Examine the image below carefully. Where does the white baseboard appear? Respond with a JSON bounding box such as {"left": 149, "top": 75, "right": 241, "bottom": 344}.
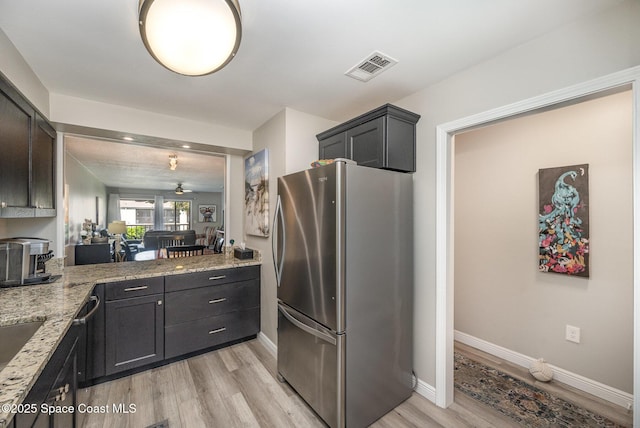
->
{"left": 454, "top": 330, "right": 633, "bottom": 409}
{"left": 414, "top": 377, "right": 436, "bottom": 403}
{"left": 257, "top": 331, "right": 277, "bottom": 357}
{"left": 256, "top": 330, "right": 438, "bottom": 406}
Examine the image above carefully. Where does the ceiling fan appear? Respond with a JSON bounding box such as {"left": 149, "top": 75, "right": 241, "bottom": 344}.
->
{"left": 175, "top": 183, "right": 193, "bottom": 195}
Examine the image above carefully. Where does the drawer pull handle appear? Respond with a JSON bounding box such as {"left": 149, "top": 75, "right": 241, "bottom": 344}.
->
{"left": 209, "top": 298, "right": 227, "bottom": 304}
{"left": 208, "top": 275, "right": 226, "bottom": 281}
{"left": 209, "top": 327, "right": 226, "bottom": 335}
{"left": 124, "top": 285, "right": 148, "bottom": 292}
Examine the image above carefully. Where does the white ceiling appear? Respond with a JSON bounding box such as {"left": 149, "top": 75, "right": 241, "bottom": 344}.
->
{"left": 0, "top": 0, "right": 624, "bottom": 191}
{"left": 65, "top": 136, "right": 226, "bottom": 193}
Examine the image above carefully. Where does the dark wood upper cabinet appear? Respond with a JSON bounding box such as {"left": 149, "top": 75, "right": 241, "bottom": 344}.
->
{"left": 0, "top": 78, "right": 31, "bottom": 211}
{"left": 32, "top": 114, "right": 56, "bottom": 214}
{"left": 0, "top": 74, "right": 56, "bottom": 218}
{"left": 317, "top": 104, "right": 420, "bottom": 173}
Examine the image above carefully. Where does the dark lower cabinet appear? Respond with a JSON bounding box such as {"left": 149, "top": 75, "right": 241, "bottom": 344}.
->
{"left": 13, "top": 324, "right": 78, "bottom": 428}
{"left": 77, "top": 284, "right": 105, "bottom": 385}
{"left": 164, "top": 270, "right": 261, "bottom": 359}
{"left": 80, "top": 266, "right": 259, "bottom": 385}
{"left": 165, "top": 307, "right": 260, "bottom": 359}
{"left": 105, "top": 293, "right": 164, "bottom": 375}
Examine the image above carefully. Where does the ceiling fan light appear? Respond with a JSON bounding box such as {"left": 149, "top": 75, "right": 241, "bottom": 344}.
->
{"left": 175, "top": 184, "right": 184, "bottom": 194}
{"left": 139, "top": 0, "right": 242, "bottom": 76}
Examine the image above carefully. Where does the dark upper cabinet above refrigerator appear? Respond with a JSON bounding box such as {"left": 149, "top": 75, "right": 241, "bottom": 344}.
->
{"left": 0, "top": 75, "right": 56, "bottom": 218}
{"left": 317, "top": 104, "right": 420, "bottom": 173}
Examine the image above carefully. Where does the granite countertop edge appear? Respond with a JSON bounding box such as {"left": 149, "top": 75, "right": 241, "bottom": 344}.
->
{"left": 0, "top": 253, "right": 261, "bottom": 427}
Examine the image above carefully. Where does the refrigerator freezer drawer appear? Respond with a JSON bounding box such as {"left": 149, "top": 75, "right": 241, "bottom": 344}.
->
{"left": 277, "top": 303, "right": 344, "bottom": 428}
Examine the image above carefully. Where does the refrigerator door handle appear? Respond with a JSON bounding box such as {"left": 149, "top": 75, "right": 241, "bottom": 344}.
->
{"left": 272, "top": 195, "right": 285, "bottom": 287}
{"left": 278, "top": 304, "right": 336, "bottom": 346}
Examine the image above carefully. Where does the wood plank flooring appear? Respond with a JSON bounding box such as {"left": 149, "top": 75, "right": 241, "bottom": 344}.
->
{"left": 77, "top": 340, "right": 633, "bottom": 427}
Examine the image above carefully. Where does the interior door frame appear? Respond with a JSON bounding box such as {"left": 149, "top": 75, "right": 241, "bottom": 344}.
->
{"left": 434, "top": 65, "right": 640, "bottom": 425}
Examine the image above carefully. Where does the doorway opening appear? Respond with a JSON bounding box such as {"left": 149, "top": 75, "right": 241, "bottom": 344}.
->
{"left": 434, "top": 66, "right": 640, "bottom": 428}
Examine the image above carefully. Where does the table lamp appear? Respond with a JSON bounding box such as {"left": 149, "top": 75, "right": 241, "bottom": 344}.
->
{"left": 108, "top": 221, "right": 127, "bottom": 261}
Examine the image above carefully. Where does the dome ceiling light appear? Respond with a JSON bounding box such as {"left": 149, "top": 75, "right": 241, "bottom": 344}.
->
{"left": 138, "top": 0, "right": 242, "bottom": 76}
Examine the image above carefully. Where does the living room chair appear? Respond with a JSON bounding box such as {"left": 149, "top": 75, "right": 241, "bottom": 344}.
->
{"left": 166, "top": 245, "right": 205, "bottom": 258}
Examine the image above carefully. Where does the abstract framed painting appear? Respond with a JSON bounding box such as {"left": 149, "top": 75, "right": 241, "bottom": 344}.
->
{"left": 244, "top": 148, "right": 269, "bottom": 237}
{"left": 538, "top": 164, "right": 589, "bottom": 277}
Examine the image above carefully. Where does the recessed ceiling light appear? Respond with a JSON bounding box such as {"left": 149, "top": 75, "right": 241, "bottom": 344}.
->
{"left": 123, "top": 136, "right": 134, "bottom": 141}
{"left": 182, "top": 144, "right": 191, "bottom": 149}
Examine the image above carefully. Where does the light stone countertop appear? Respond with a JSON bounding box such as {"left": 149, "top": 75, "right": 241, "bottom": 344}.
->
{"left": 0, "top": 252, "right": 261, "bottom": 428}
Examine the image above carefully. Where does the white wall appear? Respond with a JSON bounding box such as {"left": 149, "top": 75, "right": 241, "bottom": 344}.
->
{"left": 284, "top": 107, "right": 338, "bottom": 174}
{"left": 246, "top": 108, "right": 337, "bottom": 344}
{"left": 0, "top": 29, "right": 55, "bottom": 243}
{"left": 246, "top": 110, "right": 286, "bottom": 344}
{"left": 455, "top": 91, "right": 633, "bottom": 393}
{"left": 396, "top": 0, "right": 640, "bottom": 388}
{"left": 50, "top": 93, "right": 252, "bottom": 153}
{"left": 0, "top": 29, "right": 48, "bottom": 117}
{"left": 225, "top": 154, "right": 245, "bottom": 248}
{"left": 65, "top": 152, "right": 108, "bottom": 263}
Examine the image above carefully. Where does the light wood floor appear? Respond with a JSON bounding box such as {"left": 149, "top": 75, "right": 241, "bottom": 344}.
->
{"left": 77, "top": 339, "right": 633, "bottom": 427}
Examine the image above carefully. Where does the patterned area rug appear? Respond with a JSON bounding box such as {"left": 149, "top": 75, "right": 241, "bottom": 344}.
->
{"left": 454, "top": 353, "right": 627, "bottom": 427}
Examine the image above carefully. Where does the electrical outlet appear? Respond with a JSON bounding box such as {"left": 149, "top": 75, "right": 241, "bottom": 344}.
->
{"left": 566, "top": 325, "right": 581, "bottom": 343}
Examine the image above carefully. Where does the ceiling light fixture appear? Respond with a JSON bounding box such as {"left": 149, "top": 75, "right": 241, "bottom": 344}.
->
{"left": 175, "top": 184, "right": 184, "bottom": 195}
{"left": 169, "top": 154, "right": 178, "bottom": 170}
{"left": 138, "top": 0, "right": 242, "bottom": 76}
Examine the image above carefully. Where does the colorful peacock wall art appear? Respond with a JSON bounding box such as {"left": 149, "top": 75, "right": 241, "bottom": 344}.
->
{"left": 538, "top": 164, "right": 589, "bottom": 277}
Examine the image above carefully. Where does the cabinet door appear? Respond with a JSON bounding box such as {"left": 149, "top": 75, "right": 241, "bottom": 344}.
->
{"left": 31, "top": 113, "right": 56, "bottom": 213}
{"left": 347, "top": 117, "right": 384, "bottom": 169}
{"left": 319, "top": 134, "right": 348, "bottom": 160}
{"left": 0, "top": 80, "right": 31, "bottom": 209}
{"left": 105, "top": 294, "right": 164, "bottom": 375}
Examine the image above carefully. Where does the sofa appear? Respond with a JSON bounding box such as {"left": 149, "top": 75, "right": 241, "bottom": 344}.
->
{"left": 196, "top": 226, "right": 220, "bottom": 247}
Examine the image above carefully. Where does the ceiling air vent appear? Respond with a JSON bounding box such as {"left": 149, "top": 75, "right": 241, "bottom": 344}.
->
{"left": 345, "top": 51, "right": 398, "bottom": 82}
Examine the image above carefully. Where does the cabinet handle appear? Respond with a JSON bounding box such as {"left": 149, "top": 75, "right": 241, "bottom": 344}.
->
{"left": 73, "top": 295, "right": 100, "bottom": 326}
{"left": 209, "top": 327, "right": 226, "bottom": 335}
{"left": 208, "top": 275, "right": 226, "bottom": 281}
{"left": 209, "top": 298, "right": 227, "bottom": 304}
{"left": 124, "top": 285, "right": 148, "bottom": 292}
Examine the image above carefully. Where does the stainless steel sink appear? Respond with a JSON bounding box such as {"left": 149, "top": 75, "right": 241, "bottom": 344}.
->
{"left": 0, "top": 321, "right": 44, "bottom": 372}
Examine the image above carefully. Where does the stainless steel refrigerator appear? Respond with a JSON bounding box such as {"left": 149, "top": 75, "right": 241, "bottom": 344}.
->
{"left": 273, "top": 159, "right": 413, "bottom": 428}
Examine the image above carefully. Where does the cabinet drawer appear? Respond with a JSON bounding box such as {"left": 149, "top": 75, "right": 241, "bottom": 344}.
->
{"left": 164, "top": 265, "right": 260, "bottom": 292}
{"left": 104, "top": 276, "right": 164, "bottom": 301}
{"left": 165, "top": 279, "right": 259, "bottom": 325}
{"left": 165, "top": 307, "right": 260, "bottom": 359}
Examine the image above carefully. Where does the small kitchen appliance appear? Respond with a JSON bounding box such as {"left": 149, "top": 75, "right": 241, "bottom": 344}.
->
{"left": 0, "top": 238, "right": 56, "bottom": 287}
